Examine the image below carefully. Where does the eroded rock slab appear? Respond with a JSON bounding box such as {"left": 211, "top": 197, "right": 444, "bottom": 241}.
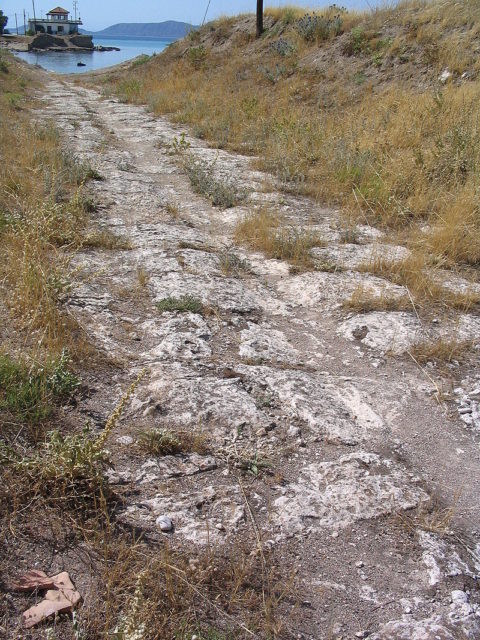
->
{"left": 272, "top": 452, "right": 427, "bottom": 537}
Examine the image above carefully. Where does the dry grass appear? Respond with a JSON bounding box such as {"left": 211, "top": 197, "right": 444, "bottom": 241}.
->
{"left": 137, "top": 427, "right": 210, "bottom": 456}
{"left": 165, "top": 199, "right": 180, "bottom": 217}
{"left": 82, "top": 229, "right": 133, "bottom": 250}
{"left": 0, "top": 55, "right": 101, "bottom": 357}
{"left": 358, "top": 254, "right": 480, "bottom": 311}
{"left": 343, "top": 284, "right": 411, "bottom": 313}
{"left": 265, "top": 6, "right": 308, "bottom": 22}
{"left": 75, "top": 532, "right": 294, "bottom": 640}
{"left": 95, "top": 0, "right": 480, "bottom": 280}
{"left": 410, "top": 336, "right": 473, "bottom": 365}
{"left": 398, "top": 498, "right": 457, "bottom": 535}
{"left": 234, "top": 209, "right": 323, "bottom": 270}
{"left": 136, "top": 266, "right": 150, "bottom": 287}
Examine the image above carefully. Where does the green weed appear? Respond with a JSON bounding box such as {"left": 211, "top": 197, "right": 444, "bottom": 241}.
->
{"left": 238, "top": 451, "right": 272, "bottom": 477}
{"left": 218, "top": 249, "right": 251, "bottom": 277}
{"left": 343, "top": 26, "right": 371, "bottom": 55}
{"left": 131, "top": 54, "right": 150, "bottom": 67}
{"left": 0, "top": 350, "right": 79, "bottom": 425}
{"left": 182, "top": 154, "right": 248, "bottom": 208}
{"left": 156, "top": 295, "right": 204, "bottom": 314}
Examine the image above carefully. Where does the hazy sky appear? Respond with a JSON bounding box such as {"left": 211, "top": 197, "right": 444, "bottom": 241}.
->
{"left": 3, "top": 1, "right": 378, "bottom": 32}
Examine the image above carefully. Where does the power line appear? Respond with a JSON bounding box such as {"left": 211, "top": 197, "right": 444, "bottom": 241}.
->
{"left": 202, "top": 0, "right": 212, "bottom": 26}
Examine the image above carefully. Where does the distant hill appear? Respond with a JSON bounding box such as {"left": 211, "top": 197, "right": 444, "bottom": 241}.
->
{"left": 82, "top": 21, "right": 195, "bottom": 38}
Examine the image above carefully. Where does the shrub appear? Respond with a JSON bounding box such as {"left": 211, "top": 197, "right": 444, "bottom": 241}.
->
{"left": 17, "top": 426, "right": 108, "bottom": 494}
{"left": 218, "top": 249, "right": 251, "bottom": 277}
{"left": 131, "top": 54, "right": 150, "bottom": 67}
{"left": 182, "top": 154, "right": 248, "bottom": 208}
{"left": 187, "top": 45, "right": 208, "bottom": 68}
{"left": 343, "top": 27, "right": 371, "bottom": 55}
{"left": 270, "top": 38, "right": 295, "bottom": 57}
{"left": 296, "top": 12, "right": 344, "bottom": 42}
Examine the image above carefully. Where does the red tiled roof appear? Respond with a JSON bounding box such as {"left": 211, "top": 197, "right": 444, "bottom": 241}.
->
{"left": 47, "top": 7, "right": 69, "bottom": 15}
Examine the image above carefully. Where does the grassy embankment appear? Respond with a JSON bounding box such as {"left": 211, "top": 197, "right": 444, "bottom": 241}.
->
{"left": 0, "top": 49, "right": 101, "bottom": 446}
{"left": 99, "top": 0, "right": 480, "bottom": 313}
{"left": 0, "top": 49, "right": 107, "bottom": 635}
{"left": 0, "top": 52, "right": 289, "bottom": 640}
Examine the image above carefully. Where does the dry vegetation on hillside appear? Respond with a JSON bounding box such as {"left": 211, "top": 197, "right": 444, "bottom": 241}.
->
{"left": 0, "top": 51, "right": 124, "bottom": 360}
{"left": 98, "top": 0, "right": 480, "bottom": 282}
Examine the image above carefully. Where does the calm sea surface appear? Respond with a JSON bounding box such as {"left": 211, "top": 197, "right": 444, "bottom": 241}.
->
{"left": 14, "top": 35, "right": 174, "bottom": 74}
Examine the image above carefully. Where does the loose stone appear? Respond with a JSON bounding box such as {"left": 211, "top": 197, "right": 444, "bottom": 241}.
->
{"left": 156, "top": 515, "right": 173, "bottom": 532}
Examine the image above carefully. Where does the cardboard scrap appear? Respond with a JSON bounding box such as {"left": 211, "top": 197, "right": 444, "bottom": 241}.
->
{"left": 51, "top": 571, "right": 76, "bottom": 592}
{"left": 13, "top": 570, "right": 82, "bottom": 628}
{"left": 12, "top": 570, "right": 55, "bottom": 592}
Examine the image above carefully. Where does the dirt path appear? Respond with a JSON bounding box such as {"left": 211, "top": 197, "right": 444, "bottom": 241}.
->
{"left": 36, "top": 79, "right": 480, "bottom": 638}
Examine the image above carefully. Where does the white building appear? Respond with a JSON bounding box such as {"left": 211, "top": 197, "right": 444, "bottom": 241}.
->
{"left": 28, "top": 6, "right": 82, "bottom": 35}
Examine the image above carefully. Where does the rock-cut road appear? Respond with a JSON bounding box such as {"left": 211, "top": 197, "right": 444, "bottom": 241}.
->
{"left": 37, "top": 78, "right": 480, "bottom": 639}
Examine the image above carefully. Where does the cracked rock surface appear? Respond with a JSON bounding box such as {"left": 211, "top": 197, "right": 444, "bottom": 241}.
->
{"left": 35, "top": 80, "right": 480, "bottom": 638}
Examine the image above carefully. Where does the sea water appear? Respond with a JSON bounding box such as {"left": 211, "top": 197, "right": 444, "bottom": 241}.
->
{"left": 13, "top": 35, "right": 175, "bottom": 74}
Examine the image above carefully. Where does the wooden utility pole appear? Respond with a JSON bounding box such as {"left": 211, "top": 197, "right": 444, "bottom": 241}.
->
{"left": 23, "top": 9, "right": 26, "bottom": 35}
{"left": 256, "top": 0, "right": 263, "bottom": 37}
{"left": 15, "top": 13, "right": 19, "bottom": 35}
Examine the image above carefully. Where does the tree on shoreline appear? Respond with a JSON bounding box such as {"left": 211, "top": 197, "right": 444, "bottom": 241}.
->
{"left": 0, "top": 10, "right": 8, "bottom": 35}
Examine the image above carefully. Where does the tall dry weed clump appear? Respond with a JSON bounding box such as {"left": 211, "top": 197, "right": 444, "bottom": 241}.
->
{"left": 0, "top": 54, "right": 98, "bottom": 354}
{"left": 234, "top": 208, "right": 323, "bottom": 271}
{"left": 104, "top": 0, "right": 480, "bottom": 272}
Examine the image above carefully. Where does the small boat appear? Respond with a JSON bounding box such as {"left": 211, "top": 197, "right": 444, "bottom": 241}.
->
{"left": 77, "top": 61, "right": 86, "bottom": 67}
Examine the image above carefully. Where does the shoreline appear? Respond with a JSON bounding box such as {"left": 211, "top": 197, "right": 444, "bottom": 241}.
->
{"left": 8, "top": 45, "right": 121, "bottom": 53}
{"left": 0, "top": 33, "right": 118, "bottom": 54}
{"left": 4, "top": 49, "right": 149, "bottom": 77}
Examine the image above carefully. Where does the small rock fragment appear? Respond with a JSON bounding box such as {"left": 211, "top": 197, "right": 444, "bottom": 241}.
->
{"left": 156, "top": 515, "right": 173, "bottom": 532}
{"left": 143, "top": 405, "right": 156, "bottom": 417}
{"left": 451, "top": 590, "right": 468, "bottom": 604}
{"left": 439, "top": 68, "right": 452, "bottom": 83}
